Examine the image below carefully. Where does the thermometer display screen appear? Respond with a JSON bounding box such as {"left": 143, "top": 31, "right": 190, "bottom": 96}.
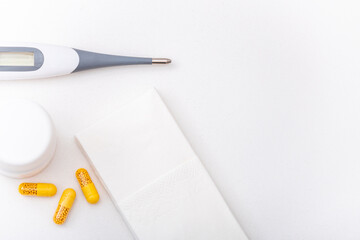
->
{"left": 0, "top": 52, "right": 34, "bottom": 66}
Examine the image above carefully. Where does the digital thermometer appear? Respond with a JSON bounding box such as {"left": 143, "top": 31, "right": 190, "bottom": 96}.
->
{"left": 0, "top": 42, "right": 171, "bottom": 80}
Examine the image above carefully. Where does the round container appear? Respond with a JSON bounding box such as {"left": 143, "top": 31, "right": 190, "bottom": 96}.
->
{"left": 0, "top": 99, "right": 56, "bottom": 178}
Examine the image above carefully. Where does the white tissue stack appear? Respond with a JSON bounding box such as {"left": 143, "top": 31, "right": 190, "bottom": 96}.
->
{"left": 76, "top": 89, "right": 248, "bottom": 240}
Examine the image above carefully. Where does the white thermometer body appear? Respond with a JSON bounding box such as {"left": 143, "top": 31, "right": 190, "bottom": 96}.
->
{"left": 0, "top": 42, "right": 170, "bottom": 80}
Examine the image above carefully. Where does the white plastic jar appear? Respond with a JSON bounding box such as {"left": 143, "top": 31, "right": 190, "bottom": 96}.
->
{"left": 0, "top": 99, "right": 56, "bottom": 178}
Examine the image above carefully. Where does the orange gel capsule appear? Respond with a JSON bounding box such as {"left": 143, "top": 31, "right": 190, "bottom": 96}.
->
{"left": 76, "top": 168, "right": 99, "bottom": 204}
{"left": 19, "top": 183, "right": 57, "bottom": 197}
{"left": 53, "top": 188, "right": 76, "bottom": 225}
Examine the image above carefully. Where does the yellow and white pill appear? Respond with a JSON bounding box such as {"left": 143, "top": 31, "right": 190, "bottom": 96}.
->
{"left": 53, "top": 188, "right": 76, "bottom": 225}
{"left": 76, "top": 168, "right": 99, "bottom": 204}
{"left": 19, "top": 183, "right": 57, "bottom": 197}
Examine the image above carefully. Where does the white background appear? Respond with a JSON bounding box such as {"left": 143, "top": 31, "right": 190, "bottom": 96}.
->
{"left": 0, "top": 0, "right": 360, "bottom": 239}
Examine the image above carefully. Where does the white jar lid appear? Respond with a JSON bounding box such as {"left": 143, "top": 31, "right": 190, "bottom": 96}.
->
{"left": 0, "top": 99, "right": 56, "bottom": 178}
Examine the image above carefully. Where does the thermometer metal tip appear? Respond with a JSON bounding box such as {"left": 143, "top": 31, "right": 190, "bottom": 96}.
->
{"left": 152, "top": 58, "right": 172, "bottom": 64}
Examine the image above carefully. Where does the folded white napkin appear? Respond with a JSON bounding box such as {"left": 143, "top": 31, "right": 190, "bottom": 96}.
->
{"left": 76, "top": 89, "right": 248, "bottom": 240}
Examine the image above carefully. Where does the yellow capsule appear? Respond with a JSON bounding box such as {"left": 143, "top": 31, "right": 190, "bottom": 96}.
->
{"left": 76, "top": 168, "right": 99, "bottom": 204}
{"left": 19, "top": 183, "right": 57, "bottom": 197}
{"left": 53, "top": 188, "right": 76, "bottom": 225}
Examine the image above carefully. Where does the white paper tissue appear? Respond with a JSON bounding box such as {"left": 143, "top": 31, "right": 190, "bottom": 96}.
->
{"left": 76, "top": 89, "right": 248, "bottom": 240}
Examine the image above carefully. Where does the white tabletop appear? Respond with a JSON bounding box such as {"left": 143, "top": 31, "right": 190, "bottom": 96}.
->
{"left": 1, "top": 0, "right": 360, "bottom": 239}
